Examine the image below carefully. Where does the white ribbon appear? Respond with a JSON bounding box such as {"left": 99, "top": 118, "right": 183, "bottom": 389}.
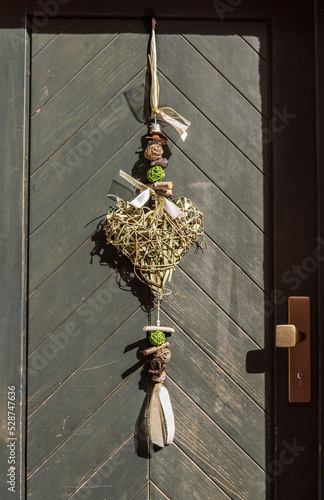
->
{"left": 130, "top": 188, "right": 151, "bottom": 208}
{"left": 163, "top": 197, "right": 184, "bottom": 219}
{"left": 120, "top": 170, "right": 184, "bottom": 219}
{"left": 149, "top": 24, "right": 190, "bottom": 141}
{"left": 148, "top": 383, "right": 175, "bottom": 447}
{"left": 159, "top": 385, "right": 175, "bottom": 444}
{"left": 130, "top": 188, "right": 183, "bottom": 219}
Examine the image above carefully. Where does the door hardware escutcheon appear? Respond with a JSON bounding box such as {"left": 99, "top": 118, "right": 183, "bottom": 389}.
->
{"left": 275, "top": 297, "right": 311, "bottom": 402}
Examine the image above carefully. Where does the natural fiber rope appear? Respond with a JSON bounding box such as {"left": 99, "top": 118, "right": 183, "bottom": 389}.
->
{"left": 105, "top": 196, "right": 204, "bottom": 297}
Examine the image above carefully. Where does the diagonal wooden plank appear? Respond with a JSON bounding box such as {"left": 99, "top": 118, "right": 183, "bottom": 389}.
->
{"left": 30, "top": 70, "right": 146, "bottom": 233}
{"left": 156, "top": 22, "right": 266, "bottom": 170}
{"left": 227, "top": 21, "right": 269, "bottom": 61}
{"left": 168, "top": 143, "right": 266, "bottom": 288}
{"left": 179, "top": 236, "right": 266, "bottom": 348}
{"left": 68, "top": 438, "right": 148, "bottom": 500}
{"left": 31, "top": 17, "right": 74, "bottom": 57}
{"left": 28, "top": 130, "right": 143, "bottom": 292}
{"left": 30, "top": 29, "right": 148, "bottom": 171}
{"left": 150, "top": 445, "right": 230, "bottom": 500}
{"left": 150, "top": 482, "right": 170, "bottom": 500}
{"left": 160, "top": 310, "right": 267, "bottom": 468}
{"left": 163, "top": 270, "right": 266, "bottom": 407}
{"left": 28, "top": 239, "right": 127, "bottom": 352}
{"left": 169, "top": 380, "right": 266, "bottom": 499}
{"left": 28, "top": 309, "right": 148, "bottom": 470}
{"left": 27, "top": 375, "right": 147, "bottom": 498}
{"left": 29, "top": 131, "right": 265, "bottom": 298}
{"left": 128, "top": 481, "right": 149, "bottom": 500}
{"left": 171, "top": 20, "right": 268, "bottom": 117}
{"left": 28, "top": 269, "right": 148, "bottom": 414}
{"left": 31, "top": 19, "right": 131, "bottom": 114}
{"left": 158, "top": 71, "right": 268, "bottom": 232}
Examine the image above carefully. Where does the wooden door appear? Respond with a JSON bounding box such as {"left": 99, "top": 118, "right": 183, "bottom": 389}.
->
{"left": 26, "top": 17, "right": 269, "bottom": 499}
{"left": 0, "top": 1, "right": 321, "bottom": 499}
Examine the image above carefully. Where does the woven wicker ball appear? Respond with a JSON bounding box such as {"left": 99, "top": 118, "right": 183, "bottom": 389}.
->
{"left": 153, "top": 347, "right": 172, "bottom": 363}
{"left": 144, "top": 143, "right": 164, "bottom": 161}
{"left": 149, "top": 330, "right": 166, "bottom": 346}
{"left": 147, "top": 166, "right": 165, "bottom": 183}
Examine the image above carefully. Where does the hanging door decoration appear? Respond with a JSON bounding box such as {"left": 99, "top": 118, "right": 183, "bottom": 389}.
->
{"left": 104, "top": 18, "right": 205, "bottom": 448}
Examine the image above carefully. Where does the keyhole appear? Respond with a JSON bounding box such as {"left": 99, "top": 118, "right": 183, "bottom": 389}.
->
{"left": 297, "top": 371, "right": 304, "bottom": 386}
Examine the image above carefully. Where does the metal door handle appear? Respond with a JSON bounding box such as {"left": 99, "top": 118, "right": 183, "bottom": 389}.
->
{"left": 275, "top": 296, "right": 311, "bottom": 402}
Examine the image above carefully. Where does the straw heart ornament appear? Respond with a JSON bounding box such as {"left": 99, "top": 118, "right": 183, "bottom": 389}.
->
{"left": 104, "top": 18, "right": 205, "bottom": 449}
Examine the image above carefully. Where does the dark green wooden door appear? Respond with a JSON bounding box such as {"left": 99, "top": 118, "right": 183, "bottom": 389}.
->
{"left": 27, "top": 18, "right": 269, "bottom": 499}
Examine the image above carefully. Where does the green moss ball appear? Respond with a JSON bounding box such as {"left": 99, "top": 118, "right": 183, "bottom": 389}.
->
{"left": 149, "top": 330, "right": 166, "bottom": 346}
{"left": 147, "top": 166, "right": 165, "bottom": 183}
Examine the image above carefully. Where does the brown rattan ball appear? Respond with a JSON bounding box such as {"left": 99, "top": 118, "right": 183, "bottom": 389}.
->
{"left": 144, "top": 143, "right": 164, "bottom": 161}
{"left": 153, "top": 347, "right": 172, "bottom": 363}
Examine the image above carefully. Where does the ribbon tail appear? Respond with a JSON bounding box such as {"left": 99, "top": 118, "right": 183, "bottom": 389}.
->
{"left": 158, "top": 110, "right": 190, "bottom": 141}
{"left": 147, "top": 383, "right": 166, "bottom": 447}
{"left": 130, "top": 188, "right": 151, "bottom": 209}
{"left": 119, "top": 170, "right": 149, "bottom": 192}
{"left": 159, "top": 385, "right": 175, "bottom": 445}
{"left": 163, "top": 198, "right": 184, "bottom": 219}
{"left": 149, "top": 25, "right": 190, "bottom": 140}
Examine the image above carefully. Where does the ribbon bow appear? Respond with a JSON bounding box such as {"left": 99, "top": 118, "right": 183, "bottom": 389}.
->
{"left": 149, "top": 18, "right": 190, "bottom": 141}
{"left": 119, "top": 170, "right": 183, "bottom": 219}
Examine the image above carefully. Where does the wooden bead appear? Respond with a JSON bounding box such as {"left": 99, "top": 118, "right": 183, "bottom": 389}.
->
{"left": 149, "top": 123, "right": 167, "bottom": 139}
{"left": 143, "top": 342, "right": 170, "bottom": 356}
{"left": 143, "top": 326, "right": 174, "bottom": 334}
{"left": 151, "top": 182, "right": 173, "bottom": 189}
{"left": 155, "top": 189, "right": 172, "bottom": 198}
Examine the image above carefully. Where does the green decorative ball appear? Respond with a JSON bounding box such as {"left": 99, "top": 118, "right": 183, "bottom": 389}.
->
{"left": 149, "top": 330, "right": 165, "bottom": 346}
{"left": 147, "top": 166, "right": 165, "bottom": 183}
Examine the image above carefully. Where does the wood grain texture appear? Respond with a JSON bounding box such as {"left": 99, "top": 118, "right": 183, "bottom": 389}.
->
{"left": 159, "top": 311, "right": 267, "bottom": 468}
{"left": 27, "top": 17, "right": 270, "bottom": 500}
{"left": 30, "top": 27, "right": 148, "bottom": 171}
{"left": 158, "top": 72, "right": 267, "bottom": 232}
{"left": 163, "top": 269, "right": 266, "bottom": 407}
{"left": 168, "top": 142, "right": 266, "bottom": 288}
{"left": 28, "top": 239, "right": 126, "bottom": 353}
{"left": 31, "top": 17, "right": 74, "bottom": 57}
{"left": 171, "top": 20, "right": 268, "bottom": 117}
{"left": 150, "top": 444, "right": 231, "bottom": 500}
{"left": 156, "top": 22, "right": 266, "bottom": 170}
{"left": 129, "top": 481, "right": 149, "bottom": 500}
{"left": 27, "top": 375, "right": 147, "bottom": 499}
{"left": 68, "top": 437, "right": 148, "bottom": 499}
{"left": 28, "top": 130, "right": 143, "bottom": 292}
{"left": 28, "top": 268, "right": 147, "bottom": 414}
{"left": 178, "top": 235, "right": 266, "bottom": 347}
{"left": 30, "top": 71, "right": 146, "bottom": 232}
{"left": 169, "top": 380, "right": 266, "bottom": 499}
{"left": 28, "top": 310, "right": 147, "bottom": 470}
{"left": 227, "top": 21, "right": 269, "bottom": 61}
{"left": 31, "top": 19, "right": 130, "bottom": 114}
{"left": 150, "top": 483, "right": 170, "bottom": 500}
{"left": 0, "top": 11, "right": 28, "bottom": 499}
